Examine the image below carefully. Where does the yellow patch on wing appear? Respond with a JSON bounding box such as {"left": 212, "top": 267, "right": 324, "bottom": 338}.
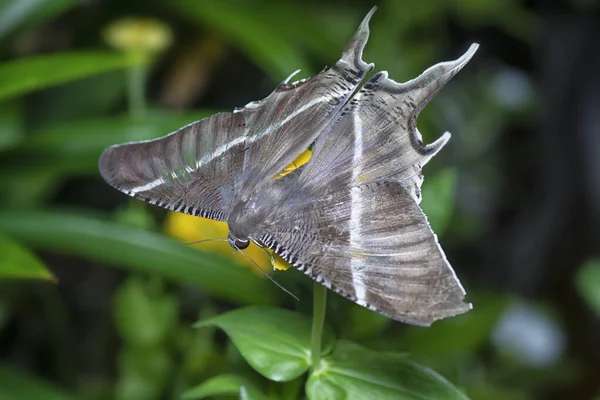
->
{"left": 276, "top": 149, "right": 312, "bottom": 178}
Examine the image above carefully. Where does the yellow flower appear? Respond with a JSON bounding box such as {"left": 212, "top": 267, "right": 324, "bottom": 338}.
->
{"left": 103, "top": 18, "right": 173, "bottom": 57}
{"left": 165, "top": 149, "right": 312, "bottom": 274}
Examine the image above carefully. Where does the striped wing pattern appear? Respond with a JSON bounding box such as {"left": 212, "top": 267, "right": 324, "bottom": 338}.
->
{"left": 99, "top": 9, "right": 375, "bottom": 219}
{"left": 260, "top": 182, "right": 469, "bottom": 326}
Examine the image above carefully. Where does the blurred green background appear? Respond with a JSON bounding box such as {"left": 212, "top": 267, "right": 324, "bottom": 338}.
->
{"left": 1, "top": 0, "right": 600, "bottom": 399}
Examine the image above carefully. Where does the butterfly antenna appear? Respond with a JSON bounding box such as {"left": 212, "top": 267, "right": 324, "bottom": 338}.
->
{"left": 235, "top": 246, "right": 299, "bottom": 301}
{"left": 184, "top": 238, "right": 227, "bottom": 246}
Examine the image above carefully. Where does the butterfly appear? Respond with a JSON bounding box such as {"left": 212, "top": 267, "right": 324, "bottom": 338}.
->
{"left": 99, "top": 7, "right": 478, "bottom": 326}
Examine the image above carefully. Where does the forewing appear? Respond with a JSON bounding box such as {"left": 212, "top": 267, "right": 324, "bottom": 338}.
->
{"left": 298, "top": 44, "right": 479, "bottom": 203}
{"left": 99, "top": 112, "right": 246, "bottom": 220}
{"left": 259, "top": 182, "right": 470, "bottom": 326}
{"left": 234, "top": 9, "right": 375, "bottom": 191}
{"left": 99, "top": 9, "right": 377, "bottom": 216}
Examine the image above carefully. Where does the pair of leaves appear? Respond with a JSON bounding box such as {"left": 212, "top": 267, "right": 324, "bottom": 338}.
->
{"left": 184, "top": 306, "right": 468, "bottom": 399}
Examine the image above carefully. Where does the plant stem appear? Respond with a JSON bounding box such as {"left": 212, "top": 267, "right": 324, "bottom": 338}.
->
{"left": 311, "top": 281, "right": 327, "bottom": 370}
{"left": 127, "top": 58, "right": 148, "bottom": 120}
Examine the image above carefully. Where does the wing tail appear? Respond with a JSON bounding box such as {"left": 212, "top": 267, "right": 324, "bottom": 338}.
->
{"left": 298, "top": 44, "right": 478, "bottom": 203}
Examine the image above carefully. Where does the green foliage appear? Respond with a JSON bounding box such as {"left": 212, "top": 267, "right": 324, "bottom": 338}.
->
{"left": 175, "top": 0, "right": 313, "bottom": 81}
{"left": 420, "top": 168, "right": 458, "bottom": 236}
{"left": 196, "top": 306, "right": 335, "bottom": 382}
{"left": 0, "top": 1, "right": 575, "bottom": 399}
{"left": 0, "top": 211, "right": 278, "bottom": 305}
{"left": 195, "top": 305, "right": 469, "bottom": 400}
{"left": 182, "top": 374, "right": 265, "bottom": 399}
{"left": 113, "top": 277, "right": 178, "bottom": 400}
{"left": 0, "top": 365, "right": 82, "bottom": 400}
{"left": 307, "top": 341, "right": 468, "bottom": 400}
{"left": 0, "top": 233, "right": 54, "bottom": 280}
{"left": 0, "top": 0, "right": 78, "bottom": 40}
{"left": 0, "top": 52, "right": 141, "bottom": 100}
{"left": 0, "top": 100, "right": 21, "bottom": 150}
{"left": 575, "top": 259, "right": 600, "bottom": 316}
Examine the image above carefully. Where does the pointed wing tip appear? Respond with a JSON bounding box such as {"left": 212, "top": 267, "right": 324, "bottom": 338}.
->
{"left": 341, "top": 7, "right": 377, "bottom": 73}
{"left": 417, "top": 301, "right": 472, "bottom": 327}
{"left": 453, "top": 42, "right": 479, "bottom": 70}
{"left": 424, "top": 131, "right": 451, "bottom": 155}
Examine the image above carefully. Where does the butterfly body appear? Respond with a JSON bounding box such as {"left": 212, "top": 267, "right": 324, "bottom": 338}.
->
{"left": 99, "top": 7, "right": 478, "bottom": 326}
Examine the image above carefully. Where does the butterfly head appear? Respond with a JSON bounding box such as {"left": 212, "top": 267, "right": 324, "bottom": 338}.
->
{"left": 228, "top": 234, "right": 250, "bottom": 250}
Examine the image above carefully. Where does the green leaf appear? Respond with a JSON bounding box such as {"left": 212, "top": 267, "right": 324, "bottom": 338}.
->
{"left": 307, "top": 340, "right": 469, "bottom": 400}
{"left": 182, "top": 375, "right": 265, "bottom": 400}
{"left": 420, "top": 168, "right": 457, "bottom": 236}
{"left": 114, "top": 276, "right": 178, "bottom": 346}
{"left": 575, "top": 259, "right": 600, "bottom": 316}
{"left": 27, "top": 70, "right": 127, "bottom": 129}
{"left": 0, "top": 364, "right": 82, "bottom": 400}
{"left": 0, "top": 0, "right": 79, "bottom": 40}
{"left": 0, "top": 210, "right": 279, "bottom": 305}
{"left": 0, "top": 233, "right": 54, "bottom": 280}
{"left": 196, "top": 306, "right": 335, "bottom": 382}
{"left": 115, "top": 346, "right": 173, "bottom": 400}
{"left": 0, "top": 52, "right": 140, "bottom": 100}
{"left": 0, "top": 100, "right": 22, "bottom": 150}
{"left": 174, "top": 0, "right": 312, "bottom": 81}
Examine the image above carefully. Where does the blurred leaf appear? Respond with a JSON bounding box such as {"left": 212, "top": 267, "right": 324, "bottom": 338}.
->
{"left": 341, "top": 301, "right": 390, "bottom": 341}
{"left": 576, "top": 259, "right": 600, "bottom": 316}
{"left": 0, "top": 295, "right": 10, "bottom": 331}
{"left": 400, "top": 293, "right": 509, "bottom": 357}
{"left": 466, "top": 385, "right": 530, "bottom": 400}
{"left": 0, "top": 233, "right": 54, "bottom": 280}
{"left": 0, "top": 365, "right": 82, "bottom": 400}
{"left": 114, "top": 275, "right": 178, "bottom": 346}
{"left": 182, "top": 375, "right": 265, "bottom": 400}
{"left": 27, "top": 70, "right": 127, "bottom": 129}
{"left": 0, "top": 0, "right": 79, "bottom": 41}
{"left": 420, "top": 168, "right": 457, "bottom": 235}
{"left": 0, "top": 210, "right": 279, "bottom": 305}
{"left": 196, "top": 306, "right": 335, "bottom": 382}
{"left": 0, "top": 168, "right": 58, "bottom": 208}
{"left": 0, "top": 100, "right": 22, "bottom": 150}
{"left": 174, "top": 0, "right": 312, "bottom": 81}
{"left": 115, "top": 345, "right": 173, "bottom": 400}
{"left": 306, "top": 340, "right": 468, "bottom": 400}
{"left": 0, "top": 52, "right": 140, "bottom": 100}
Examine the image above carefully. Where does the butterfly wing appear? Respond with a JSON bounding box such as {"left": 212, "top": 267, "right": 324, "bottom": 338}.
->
{"left": 99, "top": 112, "right": 246, "bottom": 220}
{"left": 99, "top": 9, "right": 376, "bottom": 218}
{"left": 235, "top": 8, "right": 375, "bottom": 192}
{"left": 297, "top": 44, "right": 479, "bottom": 202}
{"left": 259, "top": 182, "right": 470, "bottom": 326}
{"left": 262, "top": 47, "right": 478, "bottom": 324}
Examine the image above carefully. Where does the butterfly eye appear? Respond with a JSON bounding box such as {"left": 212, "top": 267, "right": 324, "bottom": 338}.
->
{"left": 235, "top": 239, "right": 249, "bottom": 250}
